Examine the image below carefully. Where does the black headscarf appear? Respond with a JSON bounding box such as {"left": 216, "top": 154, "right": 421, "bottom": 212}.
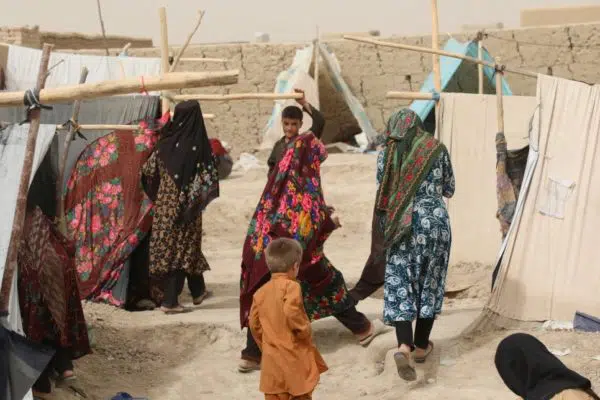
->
{"left": 495, "top": 333, "right": 596, "bottom": 400}
{"left": 156, "top": 100, "right": 219, "bottom": 224}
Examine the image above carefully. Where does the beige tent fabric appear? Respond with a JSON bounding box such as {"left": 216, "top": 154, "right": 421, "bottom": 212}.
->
{"left": 488, "top": 74, "right": 600, "bottom": 322}
{"left": 438, "top": 93, "right": 536, "bottom": 266}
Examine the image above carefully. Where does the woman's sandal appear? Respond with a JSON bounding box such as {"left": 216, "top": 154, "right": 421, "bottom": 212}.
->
{"left": 56, "top": 375, "right": 88, "bottom": 398}
{"left": 414, "top": 341, "right": 434, "bottom": 364}
{"left": 394, "top": 351, "right": 417, "bottom": 381}
{"left": 160, "top": 304, "right": 187, "bottom": 314}
{"left": 193, "top": 291, "right": 212, "bottom": 306}
{"left": 359, "top": 319, "right": 386, "bottom": 347}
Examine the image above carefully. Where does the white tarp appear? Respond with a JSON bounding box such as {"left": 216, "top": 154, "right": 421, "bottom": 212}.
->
{"left": 488, "top": 74, "right": 600, "bottom": 322}
{"left": 318, "top": 43, "right": 378, "bottom": 145}
{"left": 0, "top": 124, "right": 56, "bottom": 400}
{"left": 5, "top": 44, "right": 161, "bottom": 92}
{"left": 437, "top": 93, "right": 537, "bottom": 266}
{"left": 260, "top": 44, "right": 318, "bottom": 150}
{"left": 0, "top": 124, "right": 56, "bottom": 329}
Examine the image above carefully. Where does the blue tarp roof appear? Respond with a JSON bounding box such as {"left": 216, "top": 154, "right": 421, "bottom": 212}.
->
{"left": 409, "top": 38, "right": 513, "bottom": 121}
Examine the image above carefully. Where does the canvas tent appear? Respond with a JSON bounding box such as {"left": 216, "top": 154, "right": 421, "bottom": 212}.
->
{"left": 260, "top": 42, "right": 379, "bottom": 150}
{"left": 410, "top": 38, "right": 513, "bottom": 132}
{"left": 0, "top": 124, "right": 58, "bottom": 400}
{"left": 260, "top": 44, "right": 319, "bottom": 150}
{"left": 473, "top": 74, "right": 600, "bottom": 329}
{"left": 438, "top": 93, "right": 536, "bottom": 266}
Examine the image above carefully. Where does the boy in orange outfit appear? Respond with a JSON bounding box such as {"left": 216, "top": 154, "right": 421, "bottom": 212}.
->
{"left": 249, "top": 238, "right": 327, "bottom": 400}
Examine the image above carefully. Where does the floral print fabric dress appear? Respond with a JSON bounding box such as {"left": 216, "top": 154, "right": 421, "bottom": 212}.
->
{"left": 65, "top": 117, "right": 165, "bottom": 306}
{"left": 239, "top": 133, "right": 352, "bottom": 327}
{"left": 380, "top": 148, "right": 455, "bottom": 323}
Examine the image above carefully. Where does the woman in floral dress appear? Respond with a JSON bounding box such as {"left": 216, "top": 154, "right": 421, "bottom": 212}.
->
{"left": 238, "top": 133, "right": 384, "bottom": 372}
{"left": 376, "top": 109, "right": 455, "bottom": 381}
{"left": 141, "top": 100, "right": 219, "bottom": 314}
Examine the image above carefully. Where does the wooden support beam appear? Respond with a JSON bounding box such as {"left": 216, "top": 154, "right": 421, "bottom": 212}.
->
{"left": 0, "top": 70, "right": 239, "bottom": 107}
{"left": 57, "top": 66, "right": 89, "bottom": 232}
{"left": 169, "top": 10, "right": 206, "bottom": 72}
{"left": 430, "top": 0, "right": 441, "bottom": 97}
{"left": 159, "top": 7, "right": 171, "bottom": 114}
{"left": 178, "top": 57, "right": 229, "bottom": 63}
{"left": 0, "top": 44, "right": 53, "bottom": 313}
{"left": 170, "top": 92, "right": 303, "bottom": 102}
{"left": 386, "top": 91, "right": 439, "bottom": 101}
{"left": 343, "top": 35, "right": 538, "bottom": 78}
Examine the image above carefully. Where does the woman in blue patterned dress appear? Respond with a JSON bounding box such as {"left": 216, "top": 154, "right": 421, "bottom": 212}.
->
{"left": 375, "top": 108, "right": 455, "bottom": 381}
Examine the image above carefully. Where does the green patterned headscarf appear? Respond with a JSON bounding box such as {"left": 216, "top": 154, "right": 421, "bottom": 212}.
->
{"left": 375, "top": 109, "right": 443, "bottom": 248}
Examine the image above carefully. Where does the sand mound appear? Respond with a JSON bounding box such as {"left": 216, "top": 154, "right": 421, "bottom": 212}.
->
{"left": 64, "top": 153, "right": 600, "bottom": 399}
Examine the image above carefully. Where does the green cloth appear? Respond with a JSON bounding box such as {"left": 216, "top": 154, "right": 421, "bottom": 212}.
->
{"left": 375, "top": 109, "right": 444, "bottom": 248}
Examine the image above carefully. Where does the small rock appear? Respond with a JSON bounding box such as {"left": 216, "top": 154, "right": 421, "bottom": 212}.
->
{"left": 440, "top": 358, "right": 456, "bottom": 366}
{"left": 427, "top": 378, "right": 436, "bottom": 384}
{"left": 549, "top": 348, "right": 571, "bottom": 357}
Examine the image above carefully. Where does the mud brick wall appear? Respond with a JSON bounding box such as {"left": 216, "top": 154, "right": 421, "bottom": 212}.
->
{"left": 70, "top": 22, "right": 600, "bottom": 156}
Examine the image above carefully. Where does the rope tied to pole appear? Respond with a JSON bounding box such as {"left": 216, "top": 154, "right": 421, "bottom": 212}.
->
{"left": 21, "top": 88, "right": 52, "bottom": 124}
{"left": 62, "top": 118, "right": 87, "bottom": 140}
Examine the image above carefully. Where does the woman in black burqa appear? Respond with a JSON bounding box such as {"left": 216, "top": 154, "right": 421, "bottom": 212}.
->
{"left": 142, "top": 100, "right": 220, "bottom": 314}
{"left": 495, "top": 333, "right": 599, "bottom": 400}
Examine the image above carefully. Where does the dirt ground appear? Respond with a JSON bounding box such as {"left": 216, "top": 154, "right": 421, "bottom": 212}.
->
{"left": 49, "top": 153, "right": 600, "bottom": 399}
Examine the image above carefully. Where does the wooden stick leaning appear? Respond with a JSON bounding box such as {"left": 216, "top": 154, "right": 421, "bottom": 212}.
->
{"left": 159, "top": 7, "right": 171, "bottom": 113}
{"left": 169, "top": 10, "right": 206, "bottom": 72}
{"left": 96, "top": 0, "right": 110, "bottom": 56}
{"left": 170, "top": 92, "right": 302, "bottom": 101}
{"left": 343, "top": 35, "right": 538, "bottom": 78}
{"left": 56, "top": 66, "right": 89, "bottom": 233}
{"left": 0, "top": 70, "right": 239, "bottom": 107}
{"left": 0, "top": 44, "right": 53, "bottom": 313}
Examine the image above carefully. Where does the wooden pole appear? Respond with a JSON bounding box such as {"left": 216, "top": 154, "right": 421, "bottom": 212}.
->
{"left": 169, "top": 10, "right": 206, "bottom": 72}
{"left": 120, "top": 42, "right": 132, "bottom": 56}
{"left": 314, "top": 25, "right": 320, "bottom": 92}
{"left": 170, "top": 92, "right": 303, "bottom": 101}
{"left": 177, "top": 57, "right": 229, "bottom": 63}
{"left": 386, "top": 91, "right": 438, "bottom": 100}
{"left": 430, "top": 0, "right": 442, "bottom": 96}
{"left": 343, "top": 35, "right": 538, "bottom": 78}
{"left": 0, "top": 44, "right": 53, "bottom": 313}
{"left": 96, "top": 0, "right": 110, "bottom": 56}
{"left": 496, "top": 67, "right": 505, "bottom": 135}
{"left": 478, "top": 33, "right": 484, "bottom": 94}
{"left": 159, "top": 7, "right": 171, "bottom": 114}
{"left": 0, "top": 70, "right": 239, "bottom": 107}
{"left": 56, "top": 66, "right": 89, "bottom": 232}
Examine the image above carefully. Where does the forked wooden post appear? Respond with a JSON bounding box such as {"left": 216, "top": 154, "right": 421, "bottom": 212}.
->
{"left": 169, "top": 10, "right": 206, "bottom": 73}
{"left": 0, "top": 44, "right": 53, "bottom": 313}
{"left": 56, "top": 66, "right": 89, "bottom": 233}
{"left": 159, "top": 7, "right": 171, "bottom": 114}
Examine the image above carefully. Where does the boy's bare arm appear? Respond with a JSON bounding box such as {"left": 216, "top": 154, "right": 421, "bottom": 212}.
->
{"left": 249, "top": 302, "right": 263, "bottom": 350}
{"left": 283, "top": 282, "right": 312, "bottom": 341}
